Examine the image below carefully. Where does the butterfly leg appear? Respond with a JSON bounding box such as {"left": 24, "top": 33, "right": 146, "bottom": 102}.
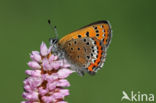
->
{"left": 88, "top": 71, "right": 96, "bottom": 76}
{"left": 70, "top": 65, "right": 85, "bottom": 76}
{"left": 75, "top": 67, "right": 85, "bottom": 76}
{"left": 52, "top": 50, "right": 65, "bottom": 60}
{"left": 77, "top": 70, "right": 85, "bottom": 76}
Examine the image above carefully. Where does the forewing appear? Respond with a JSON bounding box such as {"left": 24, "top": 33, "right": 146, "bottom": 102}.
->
{"left": 59, "top": 20, "right": 112, "bottom": 48}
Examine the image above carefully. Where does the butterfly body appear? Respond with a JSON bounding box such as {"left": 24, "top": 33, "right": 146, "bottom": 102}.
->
{"left": 50, "top": 20, "right": 112, "bottom": 76}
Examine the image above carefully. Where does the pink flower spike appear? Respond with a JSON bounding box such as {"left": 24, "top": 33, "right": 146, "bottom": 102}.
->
{"left": 30, "top": 51, "right": 42, "bottom": 62}
{"left": 28, "top": 61, "right": 41, "bottom": 69}
{"left": 22, "top": 42, "right": 73, "bottom": 103}
{"left": 40, "top": 42, "right": 48, "bottom": 56}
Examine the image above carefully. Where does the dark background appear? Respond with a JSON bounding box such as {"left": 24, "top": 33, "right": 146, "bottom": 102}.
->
{"left": 0, "top": 0, "right": 156, "bottom": 103}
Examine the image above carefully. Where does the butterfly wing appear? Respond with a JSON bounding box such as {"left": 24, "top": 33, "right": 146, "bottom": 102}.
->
{"left": 59, "top": 20, "right": 112, "bottom": 48}
{"left": 58, "top": 21, "right": 112, "bottom": 75}
{"left": 60, "top": 37, "right": 105, "bottom": 75}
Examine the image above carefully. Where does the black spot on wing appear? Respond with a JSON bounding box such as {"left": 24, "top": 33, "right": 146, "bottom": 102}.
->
{"left": 94, "top": 27, "right": 97, "bottom": 29}
{"left": 66, "top": 20, "right": 109, "bottom": 35}
{"left": 86, "top": 42, "right": 90, "bottom": 45}
{"left": 77, "top": 56, "right": 80, "bottom": 59}
{"left": 78, "top": 35, "right": 81, "bottom": 38}
{"left": 87, "top": 56, "right": 90, "bottom": 59}
{"left": 94, "top": 41, "right": 96, "bottom": 44}
{"left": 96, "top": 55, "right": 98, "bottom": 58}
{"left": 96, "top": 30, "right": 99, "bottom": 33}
{"left": 83, "top": 38, "right": 86, "bottom": 42}
{"left": 74, "top": 41, "right": 77, "bottom": 44}
{"left": 86, "top": 32, "right": 89, "bottom": 37}
{"left": 78, "top": 48, "right": 80, "bottom": 50}
{"left": 96, "top": 34, "right": 99, "bottom": 36}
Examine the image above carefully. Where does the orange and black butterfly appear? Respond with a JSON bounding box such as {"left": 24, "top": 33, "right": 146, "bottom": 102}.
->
{"left": 49, "top": 20, "right": 112, "bottom": 76}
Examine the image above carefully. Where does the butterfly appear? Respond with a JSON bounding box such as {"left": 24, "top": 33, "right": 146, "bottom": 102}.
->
{"left": 49, "top": 20, "right": 112, "bottom": 76}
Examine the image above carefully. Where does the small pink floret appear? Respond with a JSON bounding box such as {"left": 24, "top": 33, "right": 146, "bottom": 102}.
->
{"left": 25, "top": 70, "right": 41, "bottom": 77}
{"left": 57, "top": 101, "right": 68, "bottom": 103}
{"left": 40, "top": 42, "right": 48, "bottom": 56}
{"left": 30, "top": 51, "right": 42, "bottom": 62}
{"left": 58, "top": 68, "right": 74, "bottom": 78}
{"left": 28, "top": 61, "right": 41, "bottom": 69}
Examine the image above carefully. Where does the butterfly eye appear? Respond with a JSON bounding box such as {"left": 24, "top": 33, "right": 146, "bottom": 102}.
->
{"left": 49, "top": 38, "right": 58, "bottom": 45}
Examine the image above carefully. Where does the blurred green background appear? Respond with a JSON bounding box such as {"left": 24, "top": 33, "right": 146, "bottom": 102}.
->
{"left": 0, "top": 0, "right": 156, "bottom": 103}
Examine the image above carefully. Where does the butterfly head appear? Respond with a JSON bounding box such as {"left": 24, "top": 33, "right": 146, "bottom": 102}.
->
{"left": 49, "top": 38, "right": 59, "bottom": 53}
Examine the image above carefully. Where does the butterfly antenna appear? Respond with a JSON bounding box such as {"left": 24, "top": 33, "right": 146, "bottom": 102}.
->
{"left": 54, "top": 26, "right": 58, "bottom": 38}
{"left": 48, "top": 19, "right": 58, "bottom": 38}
